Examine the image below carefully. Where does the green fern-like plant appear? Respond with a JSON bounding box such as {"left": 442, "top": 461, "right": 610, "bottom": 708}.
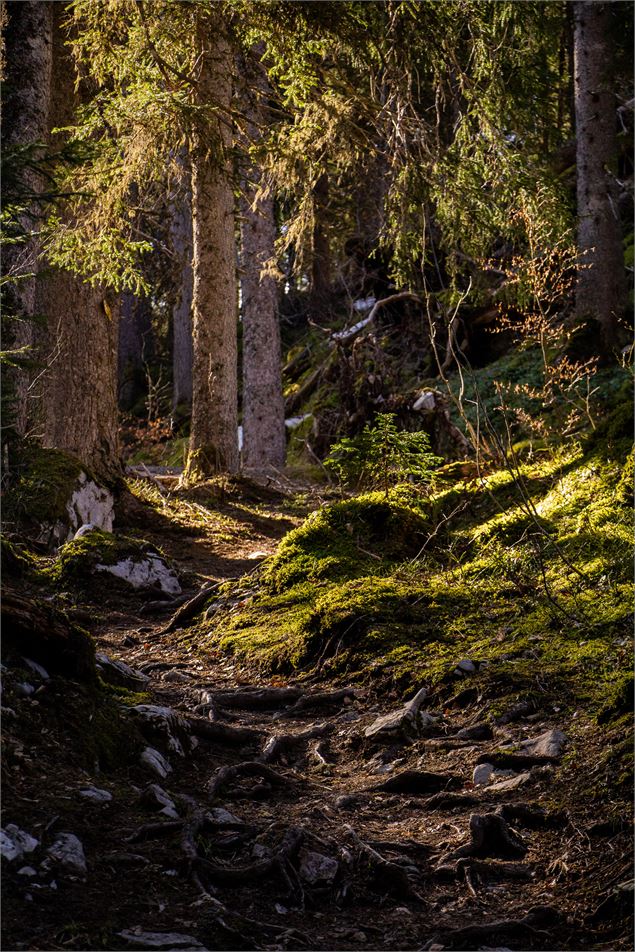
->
{"left": 325, "top": 414, "right": 442, "bottom": 496}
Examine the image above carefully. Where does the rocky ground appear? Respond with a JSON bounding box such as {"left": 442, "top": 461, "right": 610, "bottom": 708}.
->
{"left": 1, "top": 470, "right": 633, "bottom": 952}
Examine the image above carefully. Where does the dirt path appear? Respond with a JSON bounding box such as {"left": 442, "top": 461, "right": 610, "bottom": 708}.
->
{"left": 2, "top": 474, "right": 632, "bottom": 951}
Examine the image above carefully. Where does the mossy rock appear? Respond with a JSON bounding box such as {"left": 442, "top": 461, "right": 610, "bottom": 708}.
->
{"left": 54, "top": 529, "right": 168, "bottom": 586}
{"left": 4, "top": 444, "right": 86, "bottom": 525}
{"left": 263, "top": 491, "right": 429, "bottom": 593}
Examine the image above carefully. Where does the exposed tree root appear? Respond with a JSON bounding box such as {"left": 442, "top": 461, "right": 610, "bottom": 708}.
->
{"left": 160, "top": 581, "right": 221, "bottom": 634}
{"left": 208, "top": 761, "right": 298, "bottom": 799}
{"left": 186, "top": 715, "right": 264, "bottom": 746}
{"left": 343, "top": 825, "right": 423, "bottom": 901}
{"left": 421, "top": 905, "right": 562, "bottom": 950}
{"left": 370, "top": 769, "right": 462, "bottom": 795}
{"left": 211, "top": 686, "right": 304, "bottom": 710}
{"left": 261, "top": 724, "right": 332, "bottom": 763}
{"left": 273, "top": 688, "right": 357, "bottom": 719}
{"left": 449, "top": 812, "right": 528, "bottom": 861}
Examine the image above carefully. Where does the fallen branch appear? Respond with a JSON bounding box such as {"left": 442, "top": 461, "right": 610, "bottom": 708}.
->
{"left": 159, "top": 580, "right": 221, "bottom": 635}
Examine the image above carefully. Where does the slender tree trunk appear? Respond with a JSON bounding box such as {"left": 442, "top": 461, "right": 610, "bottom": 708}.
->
{"left": 34, "top": 6, "right": 120, "bottom": 480}
{"left": 2, "top": 1, "right": 53, "bottom": 436}
{"left": 169, "top": 170, "right": 193, "bottom": 412}
{"left": 118, "top": 293, "right": 154, "bottom": 411}
{"left": 573, "top": 1, "right": 626, "bottom": 357}
{"left": 310, "top": 173, "right": 332, "bottom": 319}
{"left": 240, "top": 51, "right": 285, "bottom": 471}
{"left": 184, "top": 12, "right": 238, "bottom": 479}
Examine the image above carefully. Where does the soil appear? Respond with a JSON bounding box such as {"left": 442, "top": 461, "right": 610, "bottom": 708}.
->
{"left": 1, "top": 471, "right": 633, "bottom": 952}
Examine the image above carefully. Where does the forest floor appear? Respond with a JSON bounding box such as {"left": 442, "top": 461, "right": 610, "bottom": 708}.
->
{"left": 1, "top": 467, "right": 633, "bottom": 952}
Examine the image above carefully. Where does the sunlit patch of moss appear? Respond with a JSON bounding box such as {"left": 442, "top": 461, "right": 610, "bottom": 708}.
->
{"left": 50, "top": 528, "right": 171, "bottom": 588}
{"left": 3, "top": 444, "right": 87, "bottom": 528}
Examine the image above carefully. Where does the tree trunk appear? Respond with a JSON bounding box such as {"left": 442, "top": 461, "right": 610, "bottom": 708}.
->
{"left": 2, "top": 1, "right": 53, "bottom": 437}
{"left": 118, "top": 293, "right": 154, "bottom": 412}
{"left": 34, "top": 6, "right": 120, "bottom": 480}
{"left": 239, "top": 51, "right": 285, "bottom": 471}
{"left": 184, "top": 12, "right": 238, "bottom": 479}
{"left": 169, "top": 170, "right": 194, "bottom": 412}
{"left": 573, "top": 1, "right": 626, "bottom": 357}
{"left": 310, "top": 173, "right": 332, "bottom": 319}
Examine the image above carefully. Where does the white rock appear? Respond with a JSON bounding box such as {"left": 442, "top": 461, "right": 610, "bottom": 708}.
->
{"left": 413, "top": 390, "right": 437, "bottom": 412}
{"left": 1, "top": 825, "right": 39, "bottom": 862}
{"left": 22, "top": 658, "right": 50, "bottom": 680}
{"left": 96, "top": 555, "right": 181, "bottom": 595}
{"left": 472, "top": 763, "right": 494, "bottom": 786}
{"left": 518, "top": 729, "right": 567, "bottom": 759}
{"left": 140, "top": 747, "right": 172, "bottom": 779}
{"left": 74, "top": 523, "right": 98, "bottom": 539}
{"left": 46, "top": 833, "right": 87, "bottom": 876}
{"left": 79, "top": 786, "right": 113, "bottom": 803}
{"left": 66, "top": 473, "right": 114, "bottom": 539}
{"left": 299, "top": 849, "right": 339, "bottom": 885}
{"left": 118, "top": 930, "right": 206, "bottom": 950}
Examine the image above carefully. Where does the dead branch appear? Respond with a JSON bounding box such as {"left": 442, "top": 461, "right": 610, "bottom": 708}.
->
{"left": 159, "top": 580, "right": 221, "bottom": 634}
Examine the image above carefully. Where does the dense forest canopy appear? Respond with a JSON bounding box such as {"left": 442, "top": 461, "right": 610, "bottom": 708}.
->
{"left": 1, "top": 2, "right": 633, "bottom": 951}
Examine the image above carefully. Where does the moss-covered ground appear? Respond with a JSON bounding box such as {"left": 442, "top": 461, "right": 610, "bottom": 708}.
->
{"left": 204, "top": 419, "right": 633, "bottom": 738}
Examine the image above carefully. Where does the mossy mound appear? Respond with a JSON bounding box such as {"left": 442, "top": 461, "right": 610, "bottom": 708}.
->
{"left": 262, "top": 490, "right": 429, "bottom": 593}
{"left": 0, "top": 536, "right": 39, "bottom": 578}
{"left": 209, "top": 440, "right": 633, "bottom": 724}
{"left": 53, "top": 528, "right": 169, "bottom": 588}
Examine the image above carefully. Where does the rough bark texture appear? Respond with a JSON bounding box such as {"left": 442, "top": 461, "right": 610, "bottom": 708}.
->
{"left": 184, "top": 12, "right": 238, "bottom": 478}
{"left": 573, "top": 1, "right": 626, "bottom": 356}
{"left": 169, "top": 169, "right": 194, "bottom": 411}
{"left": 240, "top": 54, "right": 285, "bottom": 471}
{"left": 34, "top": 7, "right": 120, "bottom": 480}
{"left": 118, "top": 293, "right": 154, "bottom": 411}
{"left": 2, "top": 1, "right": 53, "bottom": 436}
{"left": 310, "top": 174, "right": 332, "bottom": 320}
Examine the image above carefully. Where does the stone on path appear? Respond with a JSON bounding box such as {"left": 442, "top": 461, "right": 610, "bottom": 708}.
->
{"left": 96, "top": 555, "right": 181, "bottom": 596}
{"left": 364, "top": 687, "right": 436, "bottom": 742}
{"left": 473, "top": 763, "right": 494, "bottom": 786}
{"left": 45, "top": 833, "right": 87, "bottom": 877}
{"left": 140, "top": 784, "right": 179, "bottom": 819}
{"left": 518, "top": 729, "right": 566, "bottom": 759}
{"left": 487, "top": 772, "right": 532, "bottom": 793}
{"left": 96, "top": 653, "right": 150, "bottom": 690}
{"left": 79, "top": 786, "right": 113, "bottom": 803}
{"left": 140, "top": 747, "right": 172, "bottom": 779}
{"left": 299, "top": 850, "right": 339, "bottom": 885}
{"left": 118, "top": 930, "right": 206, "bottom": 950}
{"left": 1, "top": 825, "right": 39, "bottom": 863}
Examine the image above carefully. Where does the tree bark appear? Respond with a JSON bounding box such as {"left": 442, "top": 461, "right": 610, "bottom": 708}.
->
{"left": 573, "top": 1, "right": 626, "bottom": 357}
{"left": 310, "top": 173, "right": 332, "bottom": 319}
{"left": 33, "top": 6, "right": 120, "bottom": 480}
{"left": 240, "top": 52, "right": 285, "bottom": 471}
{"left": 184, "top": 11, "right": 238, "bottom": 478}
{"left": 169, "top": 164, "right": 194, "bottom": 411}
{"left": 2, "top": 1, "right": 53, "bottom": 436}
{"left": 118, "top": 293, "right": 154, "bottom": 411}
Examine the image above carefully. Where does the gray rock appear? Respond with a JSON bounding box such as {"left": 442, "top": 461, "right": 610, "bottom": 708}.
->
{"left": 22, "top": 658, "right": 50, "bottom": 680}
{"left": 140, "top": 784, "right": 179, "bottom": 819}
{"left": 131, "top": 704, "right": 192, "bottom": 757}
{"left": 17, "top": 866, "right": 38, "bottom": 877}
{"left": 118, "top": 930, "right": 206, "bottom": 950}
{"left": 299, "top": 849, "right": 339, "bottom": 885}
{"left": 208, "top": 807, "right": 243, "bottom": 825}
{"left": 46, "top": 833, "right": 87, "bottom": 876}
{"left": 454, "top": 659, "right": 477, "bottom": 675}
{"left": 140, "top": 747, "right": 172, "bottom": 779}
{"left": 473, "top": 763, "right": 494, "bottom": 786}
{"left": 1, "top": 825, "right": 39, "bottom": 862}
{"left": 364, "top": 687, "right": 433, "bottom": 742}
{"left": 518, "top": 729, "right": 566, "bottom": 759}
{"left": 79, "top": 786, "right": 113, "bottom": 803}
{"left": 96, "top": 653, "right": 150, "bottom": 690}
{"left": 487, "top": 772, "right": 532, "bottom": 793}
{"left": 163, "top": 670, "right": 192, "bottom": 683}
{"left": 74, "top": 523, "right": 98, "bottom": 539}
{"left": 15, "top": 682, "right": 35, "bottom": 698}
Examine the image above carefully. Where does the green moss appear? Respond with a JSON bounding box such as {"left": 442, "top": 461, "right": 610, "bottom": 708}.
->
{"left": 263, "top": 490, "right": 429, "bottom": 592}
{"left": 4, "top": 444, "right": 86, "bottom": 526}
{"left": 0, "top": 536, "right": 39, "bottom": 578}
